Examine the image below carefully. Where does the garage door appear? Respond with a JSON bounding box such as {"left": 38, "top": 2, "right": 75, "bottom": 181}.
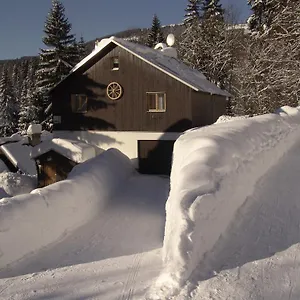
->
{"left": 138, "top": 140, "right": 175, "bottom": 175}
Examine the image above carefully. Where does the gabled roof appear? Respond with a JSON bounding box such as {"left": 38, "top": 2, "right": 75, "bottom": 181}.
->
{"left": 0, "top": 141, "right": 37, "bottom": 176}
{"left": 54, "top": 37, "right": 230, "bottom": 97}
{"left": 31, "top": 138, "right": 98, "bottom": 164}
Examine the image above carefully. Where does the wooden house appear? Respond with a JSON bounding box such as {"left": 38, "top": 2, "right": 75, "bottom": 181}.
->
{"left": 50, "top": 37, "right": 230, "bottom": 175}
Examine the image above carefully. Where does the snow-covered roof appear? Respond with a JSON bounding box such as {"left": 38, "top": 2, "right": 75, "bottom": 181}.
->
{"left": 0, "top": 142, "right": 37, "bottom": 176}
{"left": 31, "top": 138, "right": 98, "bottom": 163}
{"left": 0, "top": 133, "right": 22, "bottom": 146}
{"left": 55, "top": 37, "right": 230, "bottom": 97}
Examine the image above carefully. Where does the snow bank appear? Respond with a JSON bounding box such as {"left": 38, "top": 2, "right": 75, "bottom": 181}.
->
{"left": 215, "top": 114, "right": 250, "bottom": 123}
{"left": 0, "top": 172, "right": 36, "bottom": 197}
{"left": 0, "top": 149, "right": 134, "bottom": 269}
{"left": 150, "top": 107, "right": 300, "bottom": 298}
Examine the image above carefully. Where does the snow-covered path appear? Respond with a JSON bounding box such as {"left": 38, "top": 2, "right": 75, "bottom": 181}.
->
{"left": 0, "top": 175, "right": 169, "bottom": 300}
{"left": 3, "top": 140, "right": 300, "bottom": 299}
{"left": 176, "top": 141, "right": 300, "bottom": 299}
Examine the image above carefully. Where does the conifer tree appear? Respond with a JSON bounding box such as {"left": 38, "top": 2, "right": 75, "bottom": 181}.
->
{"left": 180, "top": 0, "right": 231, "bottom": 89}
{"left": 18, "top": 62, "right": 40, "bottom": 131}
{"left": 0, "top": 69, "right": 18, "bottom": 136}
{"left": 201, "top": 0, "right": 224, "bottom": 21}
{"left": 77, "top": 36, "right": 87, "bottom": 61}
{"left": 184, "top": 0, "right": 201, "bottom": 25}
{"left": 36, "top": 0, "right": 78, "bottom": 113}
{"left": 11, "top": 64, "right": 21, "bottom": 110}
{"left": 146, "top": 14, "right": 165, "bottom": 48}
{"left": 247, "top": 0, "right": 283, "bottom": 33}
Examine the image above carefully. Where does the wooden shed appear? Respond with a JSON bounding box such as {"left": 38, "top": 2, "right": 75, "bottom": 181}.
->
{"left": 31, "top": 138, "right": 98, "bottom": 187}
{"left": 35, "top": 150, "right": 77, "bottom": 187}
{"left": 49, "top": 37, "right": 230, "bottom": 175}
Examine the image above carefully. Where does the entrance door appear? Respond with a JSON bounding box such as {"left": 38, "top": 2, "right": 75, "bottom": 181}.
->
{"left": 138, "top": 140, "right": 175, "bottom": 175}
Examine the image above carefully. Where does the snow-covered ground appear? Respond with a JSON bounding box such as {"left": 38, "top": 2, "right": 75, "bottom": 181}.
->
{"left": 0, "top": 174, "right": 169, "bottom": 300}
{"left": 2, "top": 107, "right": 300, "bottom": 299}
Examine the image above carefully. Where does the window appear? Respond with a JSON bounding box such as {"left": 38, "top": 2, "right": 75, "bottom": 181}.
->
{"left": 53, "top": 115, "right": 61, "bottom": 124}
{"left": 111, "top": 57, "right": 119, "bottom": 70}
{"left": 147, "top": 92, "right": 166, "bottom": 112}
{"left": 71, "top": 94, "right": 88, "bottom": 113}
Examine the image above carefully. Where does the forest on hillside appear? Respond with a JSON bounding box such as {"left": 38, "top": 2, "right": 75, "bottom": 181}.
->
{"left": 0, "top": 0, "right": 299, "bottom": 136}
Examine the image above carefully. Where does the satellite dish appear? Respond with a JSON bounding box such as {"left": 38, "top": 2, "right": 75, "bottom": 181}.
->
{"left": 166, "top": 34, "right": 175, "bottom": 47}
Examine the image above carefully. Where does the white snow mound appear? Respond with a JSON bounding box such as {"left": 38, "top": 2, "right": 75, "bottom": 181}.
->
{"left": 0, "top": 149, "right": 134, "bottom": 269}
{"left": 149, "top": 106, "right": 300, "bottom": 298}
{"left": 0, "top": 172, "right": 36, "bottom": 197}
{"left": 27, "top": 124, "right": 42, "bottom": 135}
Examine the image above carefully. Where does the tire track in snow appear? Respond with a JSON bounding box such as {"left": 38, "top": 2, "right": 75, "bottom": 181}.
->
{"left": 119, "top": 252, "right": 143, "bottom": 300}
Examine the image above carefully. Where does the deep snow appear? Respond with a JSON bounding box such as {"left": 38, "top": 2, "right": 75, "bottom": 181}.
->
{"left": 2, "top": 107, "right": 300, "bottom": 299}
{"left": 0, "top": 172, "right": 36, "bottom": 197}
{"left": 0, "top": 149, "right": 134, "bottom": 268}
{"left": 177, "top": 140, "right": 300, "bottom": 299}
{"left": 0, "top": 175, "right": 169, "bottom": 300}
{"left": 150, "top": 107, "right": 300, "bottom": 298}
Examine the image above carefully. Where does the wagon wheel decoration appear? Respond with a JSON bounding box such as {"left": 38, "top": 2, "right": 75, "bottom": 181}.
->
{"left": 106, "top": 82, "right": 123, "bottom": 100}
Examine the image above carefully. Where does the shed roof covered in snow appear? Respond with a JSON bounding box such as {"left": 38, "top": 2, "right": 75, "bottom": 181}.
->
{"left": 51, "top": 36, "right": 230, "bottom": 97}
{"left": 0, "top": 142, "right": 37, "bottom": 176}
{"left": 31, "top": 138, "right": 99, "bottom": 163}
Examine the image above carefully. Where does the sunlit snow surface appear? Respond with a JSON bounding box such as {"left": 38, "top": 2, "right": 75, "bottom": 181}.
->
{"left": 2, "top": 108, "right": 300, "bottom": 299}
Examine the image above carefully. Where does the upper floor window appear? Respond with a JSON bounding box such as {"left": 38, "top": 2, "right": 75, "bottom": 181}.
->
{"left": 147, "top": 92, "right": 166, "bottom": 112}
{"left": 71, "top": 94, "right": 87, "bottom": 113}
{"left": 111, "top": 57, "right": 119, "bottom": 70}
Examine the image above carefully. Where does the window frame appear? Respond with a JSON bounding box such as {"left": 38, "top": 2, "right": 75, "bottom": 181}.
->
{"left": 111, "top": 56, "right": 120, "bottom": 71}
{"left": 71, "top": 94, "right": 88, "bottom": 114}
{"left": 146, "top": 92, "right": 167, "bottom": 113}
{"left": 53, "top": 115, "right": 62, "bottom": 124}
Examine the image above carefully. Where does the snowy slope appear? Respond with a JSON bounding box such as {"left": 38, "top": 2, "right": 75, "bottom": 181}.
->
{"left": 0, "top": 149, "right": 133, "bottom": 268}
{"left": 3, "top": 107, "right": 300, "bottom": 299}
{"left": 0, "top": 175, "right": 169, "bottom": 300}
{"left": 176, "top": 141, "right": 300, "bottom": 299}
{"left": 150, "top": 107, "right": 300, "bottom": 298}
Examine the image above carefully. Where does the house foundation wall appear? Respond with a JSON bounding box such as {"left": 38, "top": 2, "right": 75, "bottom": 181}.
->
{"left": 54, "top": 131, "right": 182, "bottom": 168}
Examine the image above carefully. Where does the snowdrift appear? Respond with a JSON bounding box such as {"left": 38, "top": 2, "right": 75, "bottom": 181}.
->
{"left": 0, "top": 149, "right": 134, "bottom": 269}
{"left": 0, "top": 172, "right": 36, "bottom": 197}
{"left": 151, "top": 106, "right": 300, "bottom": 297}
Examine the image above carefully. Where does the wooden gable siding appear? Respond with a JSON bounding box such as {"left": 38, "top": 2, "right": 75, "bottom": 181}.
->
{"left": 191, "top": 92, "right": 227, "bottom": 126}
{"left": 52, "top": 45, "right": 192, "bottom": 132}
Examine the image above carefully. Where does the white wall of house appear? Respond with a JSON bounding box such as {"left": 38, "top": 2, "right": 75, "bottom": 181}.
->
{"left": 54, "top": 131, "right": 182, "bottom": 168}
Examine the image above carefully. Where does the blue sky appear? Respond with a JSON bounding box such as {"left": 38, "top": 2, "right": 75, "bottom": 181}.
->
{"left": 0, "top": 0, "right": 250, "bottom": 60}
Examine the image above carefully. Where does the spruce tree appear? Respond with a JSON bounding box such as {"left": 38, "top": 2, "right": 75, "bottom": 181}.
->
{"left": 0, "top": 69, "right": 18, "bottom": 136}
{"left": 77, "top": 36, "right": 87, "bottom": 61}
{"left": 179, "top": 0, "right": 231, "bottom": 89}
{"left": 36, "top": 0, "right": 77, "bottom": 113}
{"left": 201, "top": 0, "right": 224, "bottom": 21}
{"left": 247, "top": 0, "right": 282, "bottom": 33}
{"left": 11, "top": 64, "right": 21, "bottom": 112}
{"left": 18, "top": 61, "right": 40, "bottom": 132}
{"left": 146, "top": 14, "right": 165, "bottom": 48}
{"left": 184, "top": 0, "right": 201, "bottom": 25}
